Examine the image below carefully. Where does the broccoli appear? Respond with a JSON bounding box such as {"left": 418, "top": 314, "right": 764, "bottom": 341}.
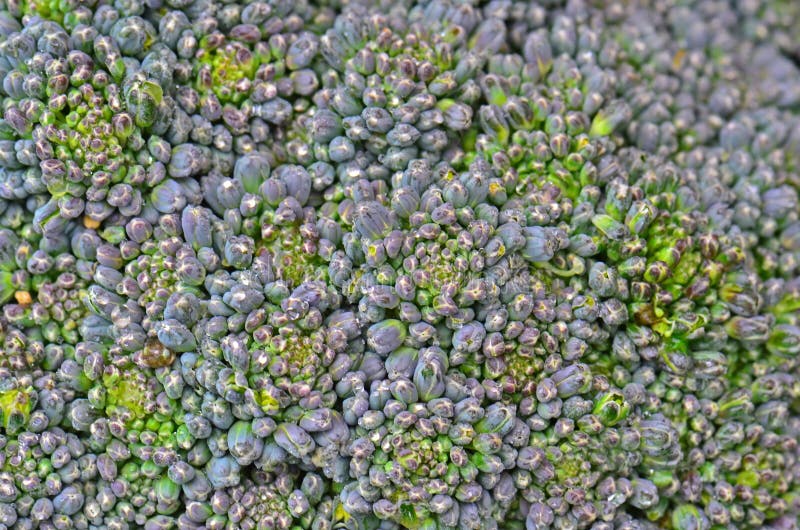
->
{"left": 0, "top": 0, "right": 799, "bottom": 529}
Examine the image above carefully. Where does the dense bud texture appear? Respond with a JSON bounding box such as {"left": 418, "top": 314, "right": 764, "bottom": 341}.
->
{"left": 0, "top": 0, "right": 799, "bottom": 529}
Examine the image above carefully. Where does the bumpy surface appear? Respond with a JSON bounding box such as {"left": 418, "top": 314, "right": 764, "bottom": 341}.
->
{"left": 0, "top": 0, "right": 799, "bottom": 529}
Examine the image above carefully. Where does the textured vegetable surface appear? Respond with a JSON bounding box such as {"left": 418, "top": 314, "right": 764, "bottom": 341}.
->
{"left": 0, "top": 0, "right": 799, "bottom": 529}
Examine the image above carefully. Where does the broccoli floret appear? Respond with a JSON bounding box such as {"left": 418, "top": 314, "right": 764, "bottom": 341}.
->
{"left": 0, "top": 0, "right": 799, "bottom": 529}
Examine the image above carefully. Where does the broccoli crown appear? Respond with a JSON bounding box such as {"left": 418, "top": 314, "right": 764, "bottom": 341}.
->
{"left": 0, "top": 0, "right": 799, "bottom": 529}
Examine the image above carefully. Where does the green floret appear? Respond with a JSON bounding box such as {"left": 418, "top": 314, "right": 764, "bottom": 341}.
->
{"left": 670, "top": 504, "right": 706, "bottom": 530}
{"left": 259, "top": 325, "right": 326, "bottom": 386}
{"left": 94, "top": 361, "right": 182, "bottom": 446}
{"left": 0, "top": 386, "right": 34, "bottom": 432}
{"left": 257, "top": 222, "right": 329, "bottom": 288}
{"left": 194, "top": 38, "right": 267, "bottom": 105}
{"left": 102, "top": 370, "right": 149, "bottom": 419}
{"left": 38, "top": 82, "right": 139, "bottom": 191}
{"left": 593, "top": 389, "right": 631, "bottom": 427}
{"left": 7, "top": 0, "right": 86, "bottom": 23}
{"left": 125, "top": 79, "right": 164, "bottom": 129}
